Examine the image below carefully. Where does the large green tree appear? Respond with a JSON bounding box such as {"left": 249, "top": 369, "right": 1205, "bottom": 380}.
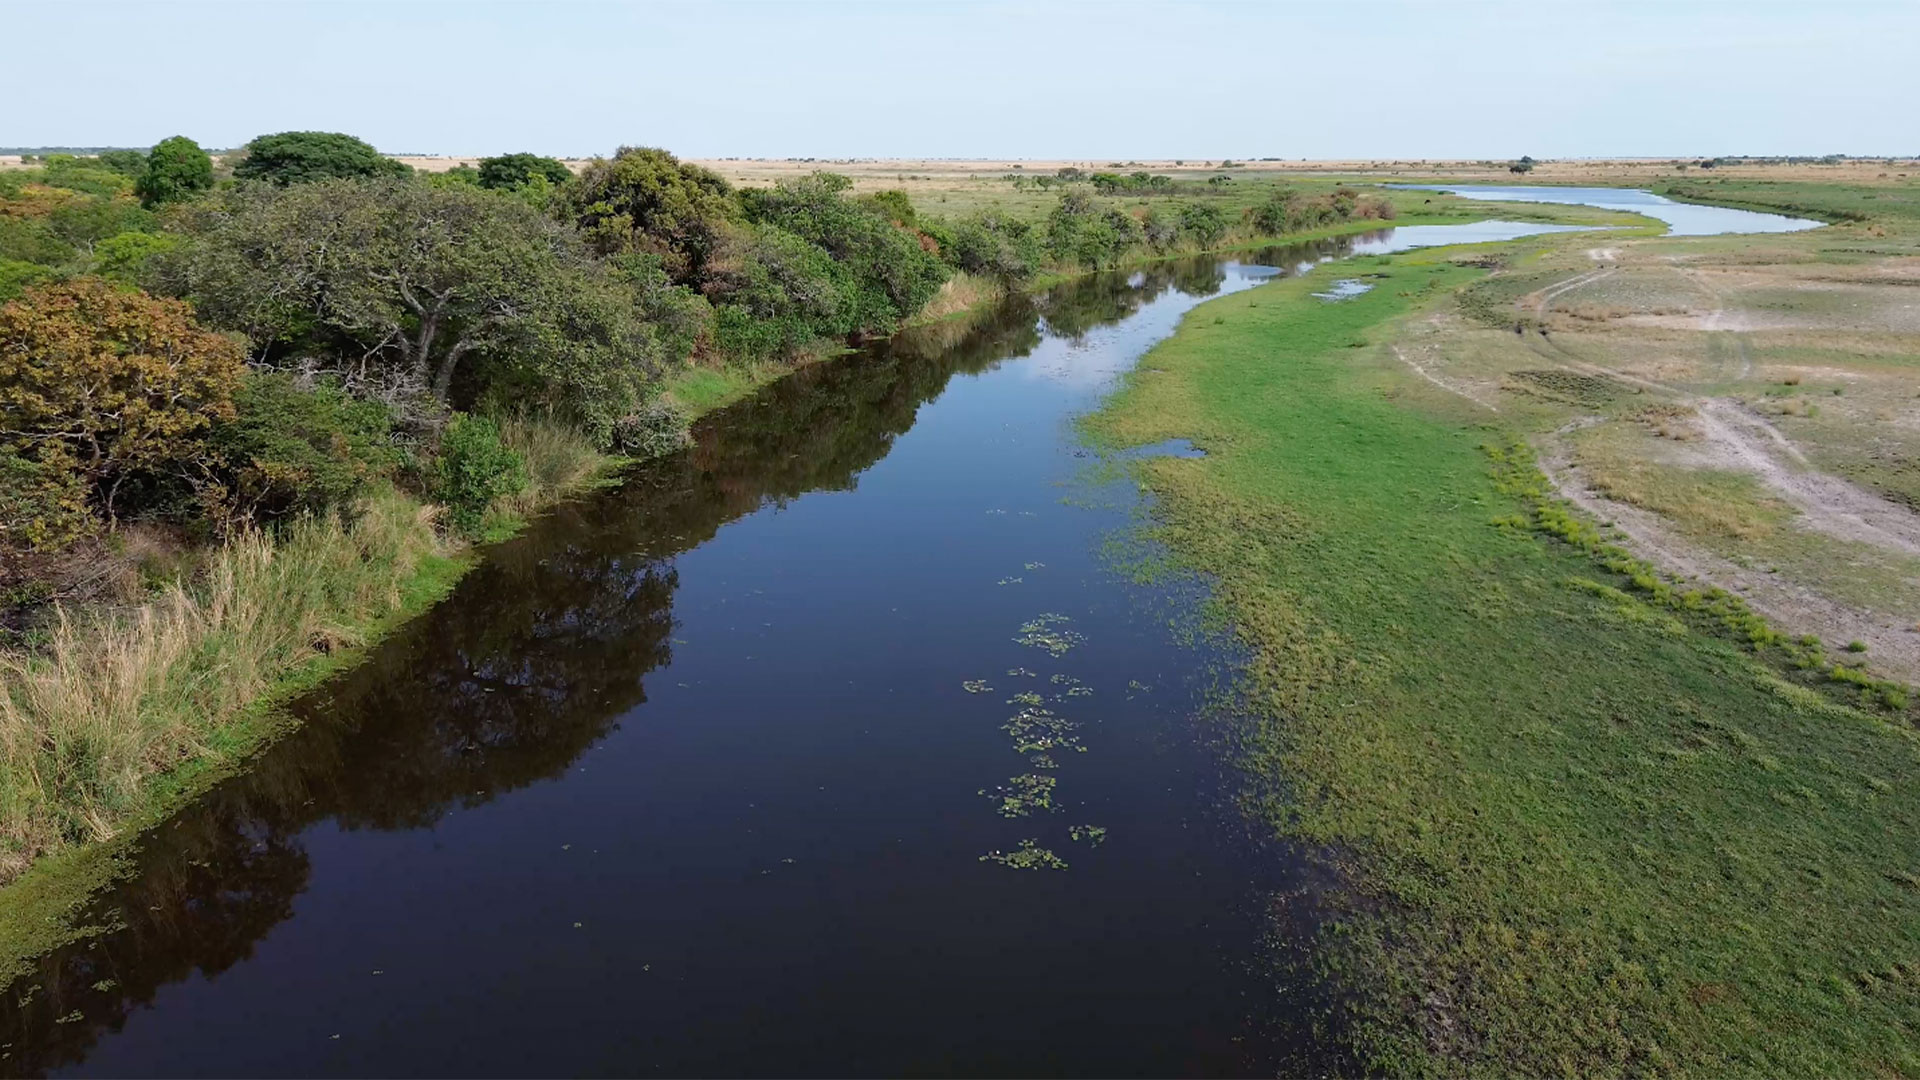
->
{"left": 134, "top": 136, "right": 214, "bottom": 207}
{"left": 232, "top": 131, "right": 412, "bottom": 185}
{"left": 154, "top": 178, "right": 669, "bottom": 438}
{"left": 558, "top": 146, "right": 736, "bottom": 284}
{"left": 478, "top": 152, "right": 571, "bottom": 190}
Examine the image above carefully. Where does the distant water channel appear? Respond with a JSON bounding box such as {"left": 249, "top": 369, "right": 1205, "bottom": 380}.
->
{"left": 3, "top": 220, "right": 1582, "bottom": 1078}
{"left": 1392, "top": 183, "right": 1824, "bottom": 235}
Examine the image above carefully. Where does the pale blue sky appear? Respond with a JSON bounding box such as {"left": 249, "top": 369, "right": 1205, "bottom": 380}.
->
{"left": 9, "top": 0, "right": 1916, "bottom": 159}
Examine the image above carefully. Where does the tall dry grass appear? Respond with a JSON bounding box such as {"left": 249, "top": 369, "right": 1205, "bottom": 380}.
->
{"left": 494, "top": 413, "right": 616, "bottom": 519}
{"left": 0, "top": 488, "right": 444, "bottom": 881}
{"left": 909, "top": 272, "right": 1004, "bottom": 325}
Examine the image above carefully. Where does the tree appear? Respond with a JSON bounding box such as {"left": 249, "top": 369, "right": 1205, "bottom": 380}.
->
{"left": 155, "top": 179, "right": 669, "bottom": 438}
{"left": 0, "top": 278, "right": 244, "bottom": 521}
{"left": 1510, "top": 155, "right": 1536, "bottom": 174}
{"left": 231, "top": 131, "right": 412, "bottom": 185}
{"left": 478, "top": 153, "right": 572, "bottom": 191}
{"left": 558, "top": 146, "right": 737, "bottom": 284}
{"left": 134, "top": 136, "right": 214, "bottom": 207}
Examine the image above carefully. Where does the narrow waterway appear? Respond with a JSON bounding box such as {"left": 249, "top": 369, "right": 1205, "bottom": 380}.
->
{"left": 1390, "top": 183, "right": 1824, "bottom": 235}
{"left": 2, "top": 223, "right": 1576, "bottom": 1077}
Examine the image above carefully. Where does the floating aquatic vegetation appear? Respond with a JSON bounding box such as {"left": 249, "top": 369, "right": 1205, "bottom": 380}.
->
{"left": 962, "top": 679, "right": 992, "bottom": 694}
{"left": 1028, "top": 753, "right": 1058, "bottom": 770}
{"left": 1006, "top": 667, "right": 1037, "bottom": 678}
{"left": 1007, "top": 690, "right": 1045, "bottom": 707}
{"left": 1003, "top": 706, "right": 1084, "bottom": 755}
{"left": 980, "top": 839, "right": 1068, "bottom": 870}
{"left": 997, "top": 577, "right": 1023, "bottom": 585}
{"left": 1048, "top": 673, "right": 1094, "bottom": 699}
{"left": 1025, "top": 561, "right": 1046, "bottom": 570}
{"left": 980, "top": 773, "right": 1058, "bottom": 817}
{"left": 1069, "top": 825, "right": 1108, "bottom": 847}
{"left": 1015, "top": 613, "right": 1084, "bottom": 656}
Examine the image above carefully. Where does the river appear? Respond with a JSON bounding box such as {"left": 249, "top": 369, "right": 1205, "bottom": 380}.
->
{"left": 1389, "top": 183, "right": 1824, "bottom": 235}
{"left": 1, "top": 220, "right": 1628, "bottom": 1077}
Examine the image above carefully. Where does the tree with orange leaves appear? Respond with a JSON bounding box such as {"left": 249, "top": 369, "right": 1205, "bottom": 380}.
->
{"left": 0, "top": 278, "right": 243, "bottom": 526}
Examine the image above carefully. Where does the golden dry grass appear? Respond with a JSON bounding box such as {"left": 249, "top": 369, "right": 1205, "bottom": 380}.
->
{"left": 0, "top": 489, "right": 447, "bottom": 880}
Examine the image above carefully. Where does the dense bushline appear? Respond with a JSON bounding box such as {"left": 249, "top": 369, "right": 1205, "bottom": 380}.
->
{"left": 922, "top": 183, "right": 1396, "bottom": 284}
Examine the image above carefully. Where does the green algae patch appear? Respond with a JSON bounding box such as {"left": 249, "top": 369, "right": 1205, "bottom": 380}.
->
{"left": 979, "top": 839, "right": 1068, "bottom": 871}
{"left": 1087, "top": 252, "right": 1920, "bottom": 1074}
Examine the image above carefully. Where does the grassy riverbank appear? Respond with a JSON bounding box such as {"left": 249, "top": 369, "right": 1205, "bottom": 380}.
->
{"left": 1088, "top": 252, "right": 1920, "bottom": 1074}
{"left": 0, "top": 417, "right": 626, "bottom": 975}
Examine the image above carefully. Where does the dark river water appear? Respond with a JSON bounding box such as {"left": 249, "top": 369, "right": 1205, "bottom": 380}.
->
{"left": 0, "top": 225, "right": 1566, "bottom": 1077}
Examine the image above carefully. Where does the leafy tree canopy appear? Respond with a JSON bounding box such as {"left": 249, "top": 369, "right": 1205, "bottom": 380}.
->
{"left": 155, "top": 178, "right": 672, "bottom": 440}
{"left": 478, "top": 153, "right": 572, "bottom": 191}
{"left": 559, "top": 146, "right": 736, "bottom": 284}
{"left": 740, "top": 172, "right": 947, "bottom": 326}
{"left": 94, "top": 149, "right": 148, "bottom": 178}
{"left": 135, "top": 136, "right": 214, "bottom": 208}
{"left": 0, "top": 278, "right": 244, "bottom": 521}
{"left": 232, "top": 131, "right": 412, "bottom": 185}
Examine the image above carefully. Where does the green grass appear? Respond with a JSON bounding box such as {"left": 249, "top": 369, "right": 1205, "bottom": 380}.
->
{"left": 1087, "top": 256, "right": 1920, "bottom": 1075}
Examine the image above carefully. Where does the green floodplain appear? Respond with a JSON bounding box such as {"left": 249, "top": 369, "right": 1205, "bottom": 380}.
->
{"left": 1088, "top": 173, "right": 1920, "bottom": 1074}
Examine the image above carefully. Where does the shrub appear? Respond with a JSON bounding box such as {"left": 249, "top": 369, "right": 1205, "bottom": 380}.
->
{"left": 1140, "top": 207, "right": 1178, "bottom": 252}
{"left": 740, "top": 171, "right": 948, "bottom": 329}
{"left": 945, "top": 212, "right": 1045, "bottom": 283}
{"left": 1046, "top": 193, "right": 1137, "bottom": 269}
{"left": 94, "top": 149, "right": 148, "bottom": 178}
{"left": 704, "top": 221, "right": 857, "bottom": 359}
{"left": 434, "top": 413, "right": 526, "bottom": 536}
{"left": 1177, "top": 202, "right": 1229, "bottom": 247}
{"left": 209, "top": 373, "right": 399, "bottom": 524}
{"left": 609, "top": 397, "right": 691, "bottom": 459}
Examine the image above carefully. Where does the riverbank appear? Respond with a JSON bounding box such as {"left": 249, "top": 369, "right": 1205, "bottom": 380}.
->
{"left": 0, "top": 417, "right": 634, "bottom": 978}
{"left": 1086, "top": 240, "right": 1920, "bottom": 1071}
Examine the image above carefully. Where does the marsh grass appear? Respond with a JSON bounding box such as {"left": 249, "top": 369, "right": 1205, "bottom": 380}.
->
{"left": 494, "top": 413, "right": 622, "bottom": 521}
{"left": 0, "top": 488, "right": 448, "bottom": 882}
{"left": 1089, "top": 257, "right": 1920, "bottom": 1075}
